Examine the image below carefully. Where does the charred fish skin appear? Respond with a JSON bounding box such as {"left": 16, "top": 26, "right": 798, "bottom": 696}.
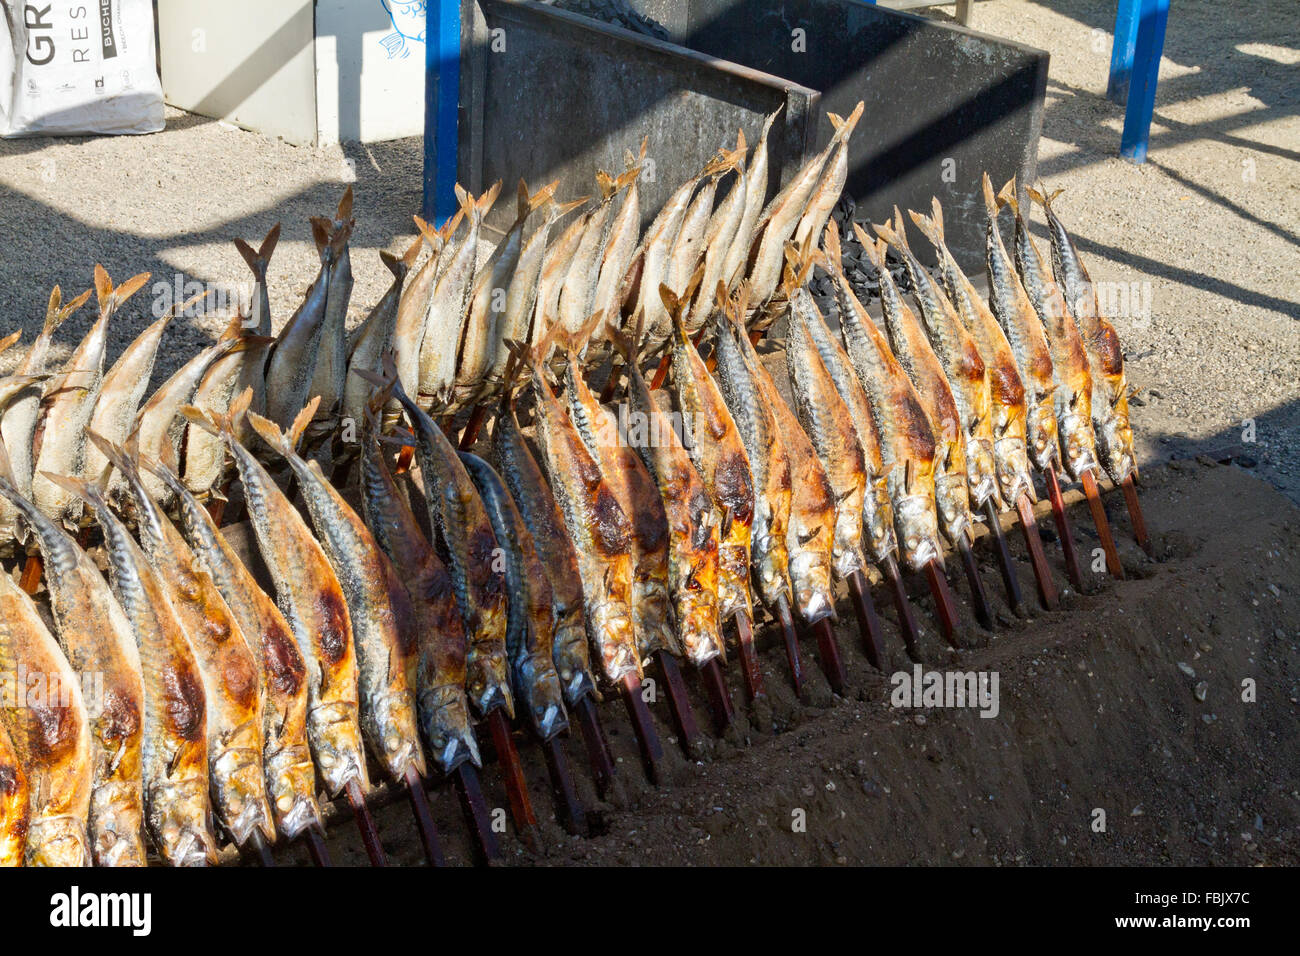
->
{"left": 1030, "top": 186, "right": 1137, "bottom": 485}
{"left": 0, "top": 719, "right": 28, "bottom": 866}
{"left": 563, "top": 351, "right": 680, "bottom": 660}
{"left": 711, "top": 291, "right": 794, "bottom": 611}
{"left": 529, "top": 357, "right": 644, "bottom": 683}
{"left": 614, "top": 339, "right": 723, "bottom": 668}
{"left": 491, "top": 394, "right": 598, "bottom": 706}
{"left": 460, "top": 452, "right": 569, "bottom": 741}
{"left": 0, "top": 571, "right": 93, "bottom": 867}
{"left": 143, "top": 458, "right": 322, "bottom": 841}
{"left": 359, "top": 421, "right": 480, "bottom": 774}
{"left": 191, "top": 398, "right": 369, "bottom": 800}
{"left": 823, "top": 230, "right": 942, "bottom": 572}
{"left": 1006, "top": 187, "right": 1099, "bottom": 483}
{"left": 665, "top": 287, "right": 757, "bottom": 623}
{"left": 92, "top": 435, "right": 274, "bottom": 848}
{"left": 0, "top": 478, "right": 147, "bottom": 866}
{"left": 786, "top": 281, "right": 869, "bottom": 580}
{"left": 982, "top": 174, "right": 1060, "bottom": 474}
{"left": 911, "top": 200, "right": 1036, "bottom": 508}
{"left": 48, "top": 473, "right": 214, "bottom": 866}
{"left": 387, "top": 383, "right": 515, "bottom": 717}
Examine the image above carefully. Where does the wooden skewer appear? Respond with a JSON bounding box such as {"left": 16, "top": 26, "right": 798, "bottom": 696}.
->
{"left": 1015, "top": 493, "right": 1059, "bottom": 611}
{"left": 981, "top": 499, "right": 1023, "bottom": 615}
{"left": 19, "top": 553, "right": 42, "bottom": 595}
{"left": 458, "top": 404, "right": 489, "bottom": 450}
{"left": 247, "top": 828, "right": 275, "bottom": 867}
{"left": 656, "top": 651, "right": 703, "bottom": 756}
{"left": 453, "top": 761, "right": 501, "bottom": 864}
{"left": 573, "top": 694, "right": 616, "bottom": 798}
{"left": 302, "top": 826, "right": 333, "bottom": 867}
{"left": 541, "top": 735, "right": 588, "bottom": 837}
{"left": 1121, "top": 474, "right": 1153, "bottom": 556}
{"left": 811, "top": 617, "right": 846, "bottom": 693}
{"left": 345, "top": 778, "right": 388, "bottom": 867}
{"left": 486, "top": 708, "right": 542, "bottom": 851}
{"left": 1044, "top": 464, "right": 1084, "bottom": 590}
{"left": 924, "top": 559, "right": 960, "bottom": 647}
{"left": 847, "top": 570, "right": 887, "bottom": 669}
{"left": 956, "top": 536, "right": 995, "bottom": 630}
{"left": 881, "top": 555, "right": 921, "bottom": 660}
{"left": 621, "top": 673, "right": 667, "bottom": 783}
{"left": 774, "top": 595, "right": 805, "bottom": 695}
{"left": 404, "top": 766, "right": 447, "bottom": 867}
{"left": 1081, "top": 469, "right": 1125, "bottom": 579}
{"left": 700, "top": 658, "right": 735, "bottom": 734}
{"left": 731, "top": 611, "right": 765, "bottom": 701}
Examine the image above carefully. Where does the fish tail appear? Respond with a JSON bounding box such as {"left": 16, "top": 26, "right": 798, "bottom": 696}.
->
{"left": 997, "top": 178, "right": 1020, "bottom": 215}
{"left": 821, "top": 219, "right": 843, "bottom": 269}
{"left": 247, "top": 397, "right": 320, "bottom": 458}
{"left": 907, "top": 205, "right": 944, "bottom": 251}
{"left": 380, "top": 249, "right": 405, "bottom": 282}
{"left": 92, "top": 265, "right": 151, "bottom": 317}
{"left": 981, "top": 172, "right": 1001, "bottom": 219}
{"left": 827, "top": 100, "right": 865, "bottom": 141}
{"left": 44, "top": 285, "right": 92, "bottom": 336}
{"left": 309, "top": 217, "right": 333, "bottom": 256}
{"left": 519, "top": 178, "right": 559, "bottom": 220}
{"left": 234, "top": 222, "right": 281, "bottom": 279}
{"left": 336, "top": 184, "right": 354, "bottom": 221}
{"left": 595, "top": 169, "right": 619, "bottom": 202}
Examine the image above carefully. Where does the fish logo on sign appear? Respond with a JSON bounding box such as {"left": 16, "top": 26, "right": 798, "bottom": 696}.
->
{"left": 379, "top": 0, "right": 427, "bottom": 60}
{"left": 99, "top": 0, "right": 119, "bottom": 59}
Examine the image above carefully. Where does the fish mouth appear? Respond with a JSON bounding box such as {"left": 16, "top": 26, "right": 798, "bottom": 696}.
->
{"left": 1060, "top": 415, "right": 1099, "bottom": 480}
{"left": 89, "top": 781, "right": 147, "bottom": 867}
{"left": 306, "top": 701, "right": 370, "bottom": 796}
{"left": 934, "top": 475, "right": 974, "bottom": 545}
{"left": 467, "top": 645, "right": 515, "bottom": 720}
{"left": 994, "top": 439, "right": 1037, "bottom": 506}
{"left": 592, "top": 606, "right": 641, "bottom": 684}
{"left": 559, "top": 668, "right": 598, "bottom": 707}
{"left": 894, "top": 494, "right": 944, "bottom": 571}
{"left": 513, "top": 655, "right": 570, "bottom": 741}
{"left": 26, "top": 817, "right": 92, "bottom": 867}
{"left": 861, "top": 480, "right": 898, "bottom": 564}
{"left": 150, "top": 778, "right": 218, "bottom": 866}
{"left": 675, "top": 590, "right": 723, "bottom": 667}
{"left": 789, "top": 550, "right": 835, "bottom": 625}
{"left": 264, "top": 747, "right": 322, "bottom": 839}
{"left": 211, "top": 746, "right": 276, "bottom": 845}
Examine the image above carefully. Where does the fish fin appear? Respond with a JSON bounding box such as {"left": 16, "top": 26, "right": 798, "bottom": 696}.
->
{"left": 907, "top": 205, "right": 943, "bottom": 251}
{"left": 0, "top": 330, "right": 20, "bottom": 357}
{"left": 310, "top": 217, "right": 332, "bottom": 255}
{"left": 380, "top": 250, "right": 403, "bottom": 281}
{"left": 336, "top": 184, "right": 354, "bottom": 222}
{"left": 981, "top": 172, "right": 1000, "bottom": 219}
{"left": 821, "top": 219, "right": 844, "bottom": 270}
{"left": 476, "top": 180, "right": 503, "bottom": 218}
{"left": 93, "top": 265, "right": 112, "bottom": 313}
{"left": 258, "top": 222, "right": 282, "bottom": 260}
{"left": 997, "top": 178, "right": 1020, "bottom": 215}
{"left": 595, "top": 169, "right": 618, "bottom": 202}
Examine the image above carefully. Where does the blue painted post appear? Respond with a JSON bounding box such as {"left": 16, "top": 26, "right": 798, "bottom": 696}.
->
{"left": 1106, "top": 0, "right": 1140, "bottom": 105}
{"left": 1119, "top": 0, "right": 1169, "bottom": 164}
{"left": 423, "top": 0, "right": 461, "bottom": 226}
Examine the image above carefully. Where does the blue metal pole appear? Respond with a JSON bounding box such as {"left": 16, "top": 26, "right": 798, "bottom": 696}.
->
{"left": 424, "top": 0, "right": 461, "bottom": 226}
{"left": 1106, "top": 0, "right": 1140, "bottom": 105}
{"left": 1119, "top": 0, "right": 1169, "bottom": 164}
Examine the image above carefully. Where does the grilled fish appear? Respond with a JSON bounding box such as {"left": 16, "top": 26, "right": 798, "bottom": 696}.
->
{"left": 392, "top": 215, "right": 455, "bottom": 408}
{"left": 185, "top": 392, "right": 368, "bottom": 799}
{"left": 1030, "top": 186, "right": 1137, "bottom": 484}
{"left": 631, "top": 164, "right": 708, "bottom": 356}
{"left": 91, "top": 435, "right": 273, "bottom": 847}
{"left": 343, "top": 241, "right": 418, "bottom": 430}
{"left": 49, "top": 472, "right": 213, "bottom": 865}
{"left": 0, "top": 718, "right": 27, "bottom": 866}
{"left": 0, "top": 477, "right": 146, "bottom": 866}
{"left": 1004, "top": 184, "right": 1098, "bottom": 482}
{"left": 722, "top": 109, "right": 778, "bottom": 291}
{"left": 461, "top": 452, "right": 568, "bottom": 741}
{"left": 793, "top": 102, "right": 863, "bottom": 252}
{"left": 559, "top": 169, "right": 637, "bottom": 341}
{"left": 593, "top": 155, "right": 643, "bottom": 332}
{"left": 982, "top": 174, "right": 1059, "bottom": 472}
{"left": 308, "top": 188, "right": 356, "bottom": 424}
{"left": 911, "top": 199, "right": 1035, "bottom": 507}
{"left": 608, "top": 328, "right": 722, "bottom": 667}
{"left": 685, "top": 132, "right": 747, "bottom": 333}
{"left": 232, "top": 222, "right": 281, "bottom": 339}
{"left": 359, "top": 408, "right": 480, "bottom": 774}
{"left": 823, "top": 228, "right": 942, "bottom": 571}
{"left": 142, "top": 457, "right": 321, "bottom": 841}
{"left": 0, "top": 569, "right": 92, "bottom": 866}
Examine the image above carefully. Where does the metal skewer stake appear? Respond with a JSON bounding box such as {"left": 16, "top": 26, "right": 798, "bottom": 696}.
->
{"left": 621, "top": 673, "right": 667, "bottom": 782}
{"left": 1120, "top": 474, "right": 1152, "bottom": 556}
{"left": 881, "top": 556, "right": 922, "bottom": 659}
{"left": 453, "top": 761, "right": 500, "bottom": 864}
{"left": 486, "top": 708, "right": 542, "bottom": 851}
{"left": 458, "top": 405, "right": 489, "bottom": 450}
{"left": 1044, "top": 465, "right": 1084, "bottom": 590}
{"left": 982, "top": 499, "right": 1024, "bottom": 614}
{"left": 956, "top": 536, "right": 995, "bottom": 630}
{"left": 302, "top": 826, "right": 333, "bottom": 867}
{"left": 1016, "top": 494, "right": 1059, "bottom": 610}
{"left": 700, "top": 658, "right": 735, "bottom": 733}
{"left": 731, "top": 611, "right": 765, "bottom": 701}
{"left": 924, "top": 559, "right": 960, "bottom": 647}
{"left": 847, "top": 570, "right": 887, "bottom": 669}
{"left": 573, "top": 694, "right": 616, "bottom": 797}
{"left": 247, "top": 829, "right": 275, "bottom": 867}
{"left": 811, "top": 618, "right": 846, "bottom": 693}
{"left": 774, "top": 595, "right": 805, "bottom": 695}
{"left": 541, "top": 735, "right": 588, "bottom": 836}
{"left": 403, "top": 766, "right": 447, "bottom": 867}
{"left": 656, "top": 651, "right": 703, "bottom": 756}
{"left": 1081, "top": 469, "right": 1124, "bottom": 579}
{"left": 345, "top": 778, "right": 388, "bottom": 866}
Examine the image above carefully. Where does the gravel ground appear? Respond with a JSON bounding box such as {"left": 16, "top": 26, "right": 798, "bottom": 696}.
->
{"left": 0, "top": 0, "right": 1295, "bottom": 499}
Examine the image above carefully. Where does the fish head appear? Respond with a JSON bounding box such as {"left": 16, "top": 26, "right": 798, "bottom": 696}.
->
{"left": 589, "top": 601, "right": 641, "bottom": 684}
{"left": 893, "top": 491, "right": 944, "bottom": 573}
{"left": 994, "top": 438, "right": 1037, "bottom": 508}
{"left": 514, "top": 654, "right": 569, "bottom": 741}
{"left": 417, "top": 684, "right": 482, "bottom": 774}
{"left": 90, "top": 781, "right": 148, "bottom": 867}
{"left": 1026, "top": 396, "right": 1061, "bottom": 471}
{"left": 789, "top": 549, "right": 836, "bottom": 626}
{"left": 861, "top": 476, "right": 899, "bottom": 565}
{"left": 150, "top": 777, "right": 218, "bottom": 866}
{"left": 306, "top": 701, "right": 370, "bottom": 797}
{"left": 211, "top": 746, "right": 276, "bottom": 845}
{"left": 465, "top": 608, "right": 514, "bottom": 720}
{"left": 675, "top": 585, "right": 723, "bottom": 669}
{"left": 264, "top": 746, "right": 323, "bottom": 840}
{"left": 964, "top": 438, "right": 1000, "bottom": 511}
{"left": 1095, "top": 413, "right": 1137, "bottom": 485}
{"left": 552, "top": 616, "right": 596, "bottom": 706}
{"left": 1058, "top": 411, "right": 1099, "bottom": 481}
{"left": 24, "top": 816, "right": 91, "bottom": 867}
{"left": 366, "top": 692, "right": 427, "bottom": 782}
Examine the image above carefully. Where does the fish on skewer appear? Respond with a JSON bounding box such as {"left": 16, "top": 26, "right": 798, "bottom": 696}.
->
{"left": 531, "top": 204, "right": 590, "bottom": 359}
{"left": 661, "top": 149, "right": 741, "bottom": 333}
{"left": 792, "top": 103, "right": 864, "bottom": 253}
{"left": 558, "top": 169, "right": 638, "bottom": 342}
{"left": 90, "top": 434, "right": 274, "bottom": 850}
{"left": 232, "top": 222, "right": 281, "bottom": 339}
{"left": 308, "top": 187, "right": 356, "bottom": 425}
{"left": 0, "top": 287, "right": 90, "bottom": 543}
{"left": 182, "top": 314, "right": 274, "bottom": 498}
{"left": 265, "top": 219, "right": 347, "bottom": 428}
{"left": 593, "top": 154, "right": 644, "bottom": 331}
{"left": 46, "top": 472, "right": 214, "bottom": 866}
{"left": 0, "top": 474, "right": 146, "bottom": 866}
{"left": 32, "top": 267, "right": 148, "bottom": 527}
{"left": 183, "top": 392, "right": 369, "bottom": 805}
{"left": 684, "top": 132, "right": 748, "bottom": 334}
{"left": 343, "top": 240, "right": 419, "bottom": 431}
{"left": 0, "top": 569, "right": 92, "bottom": 867}
{"left": 0, "top": 719, "right": 28, "bottom": 865}
{"left": 721, "top": 109, "right": 778, "bottom": 292}
{"left": 140, "top": 457, "right": 322, "bottom": 844}
{"left": 911, "top": 199, "right": 1035, "bottom": 510}
{"left": 392, "top": 214, "right": 457, "bottom": 409}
